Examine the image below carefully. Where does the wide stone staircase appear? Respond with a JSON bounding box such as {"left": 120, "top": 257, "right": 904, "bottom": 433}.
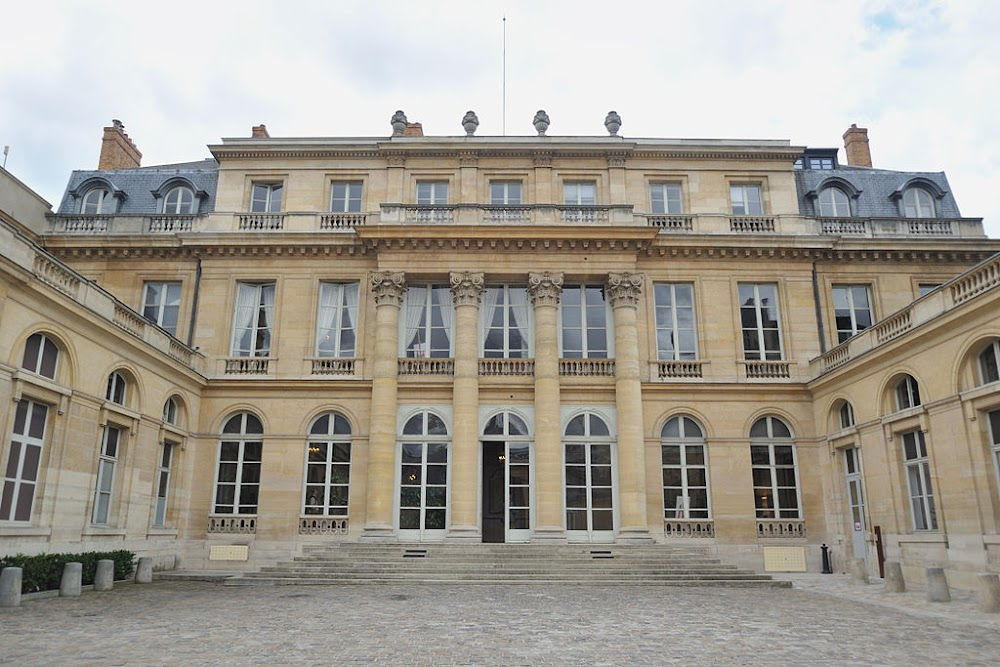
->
{"left": 224, "top": 543, "right": 790, "bottom": 587}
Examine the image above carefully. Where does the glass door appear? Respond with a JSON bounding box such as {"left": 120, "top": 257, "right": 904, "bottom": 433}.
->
{"left": 564, "top": 413, "right": 616, "bottom": 543}
{"left": 843, "top": 447, "right": 868, "bottom": 565}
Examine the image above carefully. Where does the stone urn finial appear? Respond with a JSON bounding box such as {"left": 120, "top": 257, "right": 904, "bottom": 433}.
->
{"left": 533, "top": 110, "right": 550, "bottom": 136}
{"left": 604, "top": 110, "right": 622, "bottom": 136}
{"left": 391, "top": 110, "right": 408, "bottom": 136}
{"left": 462, "top": 110, "right": 479, "bottom": 136}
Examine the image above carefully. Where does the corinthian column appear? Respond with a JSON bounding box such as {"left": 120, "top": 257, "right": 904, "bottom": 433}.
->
{"left": 447, "top": 271, "right": 485, "bottom": 540}
{"left": 361, "top": 271, "right": 407, "bottom": 541}
{"left": 528, "top": 271, "right": 565, "bottom": 541}
{"left": 606, "top": 271, "right": 652, "bottom": 542}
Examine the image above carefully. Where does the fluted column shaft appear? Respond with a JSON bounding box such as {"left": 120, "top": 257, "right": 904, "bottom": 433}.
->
{"left": 447, "top": 271, "right": 485, "bottom": 540}
{"left": 361, "top": 271, "right": 406, "bottom": 540}
{"left": 528, "top": 272, "right": 565, "bottom": 540}
{"left": 607, "top": 272, "right": 652, "bottom": 541}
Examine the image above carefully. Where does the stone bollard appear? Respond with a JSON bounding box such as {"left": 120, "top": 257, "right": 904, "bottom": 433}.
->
{"left": 135, "top": 557, "right": 153, "bottom": 584}
{"left": 60, "top": 562, "right": 82, "bottom": 597}
{"left": 926, "top": 567, "right": 951, "bottom": 602}
{"left": 94, "top": 559, "right": 115, "bottom": 592}
{"left": 884, "top": 561, "right": 906, "bottom": 593}
{"left": 0, "top": 567, "right": 22, "bottom": 608}
{"left": 849, "top": 558, "right": 869, "bottom": 584}
{"left": 977, "top": 573, "right": 1000, "bottom": 613}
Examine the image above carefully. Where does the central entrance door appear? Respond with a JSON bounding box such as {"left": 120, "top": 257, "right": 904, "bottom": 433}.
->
{"left": 482, "top": 442, "right": 506, "bottom": 543}
{"left": 481, "top": 412, "right": 532, "bottom": 543}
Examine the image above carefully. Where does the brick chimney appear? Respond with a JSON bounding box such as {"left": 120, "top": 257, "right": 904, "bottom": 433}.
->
{"left": 251, "top": 124, "right": 270, "bottom": 138}
{"left": 402, "top": 122, "right": 423, "bottom": 137}
{"left": 843, "top": 124, "right": 872, "bottom": 168}
{"left": 98, "top": 119, "right": 142, "bottom": 170}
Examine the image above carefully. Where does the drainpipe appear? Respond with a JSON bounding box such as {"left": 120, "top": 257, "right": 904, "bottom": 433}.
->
{"left": 812, "top": 261, "right": 826, "bottom": 355}
{"left": 187, "top": 256, "right": 202, "bottom": 348}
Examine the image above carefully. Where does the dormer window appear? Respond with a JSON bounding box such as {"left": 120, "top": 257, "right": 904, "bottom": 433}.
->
{"left": 163, "top": 186, "right": 196, "bottom": 214}
{"left": 82, "top": 187, "right": 112, "bottom": 214}
{"left": 818, "top": 187, "right": 851, "bottom": 217}
{"left": 902, "top": 187, "right": 935, "bottom": 218}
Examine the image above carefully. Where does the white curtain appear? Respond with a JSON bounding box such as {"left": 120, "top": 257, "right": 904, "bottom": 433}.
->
{"left": 316, "top": 283, "right": 341, "bottom": 356}
{"left": 342, "top": 283, "right": 359, "bottom": 355}
{"left": 509, "top": 287, "right": 531, "bottom": 356}
{"left": 436, "top": 287, "right": 454, "bottom": 355}
{"left": 258, "top": 284, "right": 276, "bottom": 355}
{"left": 231, "top": 283, "right": 259, "bottom": 355}
{"left": 404, "top": 287, "right": 427, "bottom": 355}
{"left": 480, "top": 287, "right": 501, "bottom": 352}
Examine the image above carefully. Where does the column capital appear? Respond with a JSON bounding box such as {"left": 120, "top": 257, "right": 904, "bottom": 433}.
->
{"left": 527, "top": 271, "right": 564, "bottom": 307}
{"left": 370, "top": 271, "right": 407, "bottom": 306}
{"left": 606, "top": 271, "right": 645, "bottom": 309}
{"left": 449, "top": 271, "right": 485, "bottom": 307}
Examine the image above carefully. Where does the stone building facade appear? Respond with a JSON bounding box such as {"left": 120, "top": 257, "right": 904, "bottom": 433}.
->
{"left": 1, "top": 115, "right": 999, "bottom": 587}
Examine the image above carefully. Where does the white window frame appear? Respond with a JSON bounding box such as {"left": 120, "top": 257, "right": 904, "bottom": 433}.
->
{"left": 563, "top": 181, "right": 596, "bottom": 205}
{"left": 818, "top": 187, "right": 851, "bottom": 217}
{"left": 653, "top": 283, "right": 697, "bottom": 360}
{"left": 979, "top": 340, "right": 1000, "bottom": 385}
{"left": 397, "top": 411, "right": 450, "bottom": 537}
{"left": 750, "top": 416, "right": 800, "bottom": 520}
{"left": 1, "top": 399, "right": 48, "bottom": 522}
{"left": 212, "top": 413, "right": 263, "bottom": 515}
{"left": 490, "top": 181, "right": 522, "bottom": 205}
{"left": 250, "top": 183, "right": 283, "bottom": 213}
{"left": 650, "top": 183, "right": 683, "bottom": 214}
{"left": 895, "top": 375, "right": 921, "bottom": 411}
{"left": 730, "top": 184, "right": 763, "bottom": 215}
{"left": 303, "top": 412, "right": 352, "bottom": 517}
{"left": 231, "top": 282, "right": 276, "bottom": 357}
{"left": 330, "top": 181, "right": 363, "bottom": 213}
{"left": 902, "top": 430, "right": 937, "bottom": 530}
{"left": 163, "top": 186, "right": 195, "bottom": 214}
{"left": 989, "top": 410, "right": 1000, "bottom": 505}
{"left": 660, "top": 416, "right": 710, "bottom": 520}
{"left": 162, "top": 397, "right": 179, "bottom": 425}
{"left": 21, "top": 332, "right": 59, "bottom": 380}
{"left": 482, "top": 411, "right": 533, "bottom": 542}
{"left": 92, "top": 424, "right": 122, "bottom": 525}
{"left": 902, "top": 187, "right": 935, "bottom": 218}
{"left": 839, "top": 401, "right": 855, "bottom": 429}
{"left": 316, "top": 282, "right": 359, "bottom": 358}
{"left": 142, "top": 281, "right": 182, "bottom": 336}
{"left": 832, "top": 285, "right": 873, "bottom": 344}
{"left": 402, "top": 284, "right": 453, "bottom": 358}
{"left": 416, "top": 181, "right": 449, "bottom": 205}
{"left": 738, "top": 283, "right": 783, "bottom": 360}
{"left": 563, "top": 412, "right": 616, "bottom": 539}
{"left": 153, "top": 442, "right": 174, "bottom": 527}
{"left": 106, "top": 371, "right": 127, "bottom": 405}
{"left": 82, "top": 188, "right": 111, "bottom": 214}
{"left": 481, "top": 285, "right": 532, "bottom": 358}
{"left": 560, "top": 284, "right": 611, "bottom": 359}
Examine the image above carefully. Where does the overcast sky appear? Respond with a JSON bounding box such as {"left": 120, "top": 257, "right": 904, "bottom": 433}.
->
{"left": 2, "top": 0, "right": 998, "bottom": 237}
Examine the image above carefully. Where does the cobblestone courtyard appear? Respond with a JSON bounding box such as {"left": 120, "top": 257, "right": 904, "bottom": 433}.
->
{"left": 3, "top": 576, "right": 1000, "bottom": 666}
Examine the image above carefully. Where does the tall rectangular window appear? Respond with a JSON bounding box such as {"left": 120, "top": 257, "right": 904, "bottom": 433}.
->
{"left": 330, "top": 182, "right": 362, "bottom": 212}
{"left": 316, "top": 282, "right": 359, "bottom": 357}
{"left": 902, "top": 430, "right": 937, "bottom": 530}
{"left": 653, "top": 283, "right": 697, "bottom": 360}
{"left": 1, "top": 400, "right": 48, "bottom": 522}
{"left": 403, "top": 284, "right": 452, "bottom": 358}
{"left": 153, "top": 443, "right": 173, "bottom": 527}
{"left": 231, "top": 282, "right": 276, "bottom": 357}
{"left": 563, "top": 182, "right": 596, "bottom": 205}
{"left": 250, "top": 183, "right": 282, "bottom": 212}
{"left": 730, "top": 184, "right": 763, "bottom": 215}
{"left": 490, "top": 181, "right": 522, "bottom": 205}
{"left": 561, "top": 285, "right": 608, "bottom": 358}
{"left": 93, "top": 425, "right": 121, "bottom": 525}
{"left": 482, "top": 285, "right": 531, "bottom": 358}
{"left": 990, "top": 410, "right": 1000, "bottom": 503}
{"left": 832, "top": 285, "right": 873, "bottom": 344}
{"left": 142, "top": 281, "right": 182, "bottom": 336}
{"left": 416, "top": 181, "right": 449, "bottom": 205}
{"left": 739, "top": 283, "right": 782, "bottom": 360}
{"left": 650, "top": 183, "right": 683, "bottom": 214}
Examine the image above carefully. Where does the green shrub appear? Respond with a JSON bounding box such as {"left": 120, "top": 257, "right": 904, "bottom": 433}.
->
{"left": 0, "top": 550, "right": 135, "bottom": 594}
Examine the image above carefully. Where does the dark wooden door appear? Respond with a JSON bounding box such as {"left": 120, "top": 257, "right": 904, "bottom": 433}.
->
{"left": 482, "top": 442, "right": 505, "bottom": 543}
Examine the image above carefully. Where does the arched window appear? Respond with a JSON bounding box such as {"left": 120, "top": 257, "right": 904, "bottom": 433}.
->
{"left": 482, "top": 412, "right": 532, "bottom": 542}
{"left": 818, "top": 187, "right": 851, "bottom": 217}
{"left": 162, "top": 397, "right": 179, "bottom": 424}
{"left": 894, "top": 375, "right": 921, "bottom": 411}
{"left": 902, "top": 187, "right": 935, "bottom": 218}
{"left": 660, "top": 416, "right": 709, "bottom": 520}
{"left": 750, "top": 416, "right": 800, "bottom": 519}
{"left": 303, "top": 412, "right": 352, "bottom": 517}
{"left": 21, "top": 333, "right": 59, "bottom": 379}
{"left": 564, "top": 412, "right": 615, "bottom": 536}
{"left": 163, "top": 186, "right": 196, "bottom": 214}
{"left": 81, "top": 187, "right": 112, "bottom": 214}
{"left": 978, "top": 340, "right": 1000, "bottom": 385}
{"left": 213, "top": 412, "right": 263, "bottom": 515}
{"left": 838, "top": 401, "right": 856, "bottom": 429}
{"left": 398, "top": 411, "right": 449, "bottom": 535}
{"left": 105, "top": 371, "right": 127, "bottom": 405}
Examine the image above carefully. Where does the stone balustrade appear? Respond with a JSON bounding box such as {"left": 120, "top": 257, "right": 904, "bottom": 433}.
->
{"left": 208, "top": 515, "right": 257, "bottom": 534}
{"left": 299, "top": 516, "right": 350, "bottom": 535}
{"left": 148, "top": 215, "right": 194, "bottom": 232}
{"left": 224, "top": 357, "right": 270, "bottom": 375}
{"left": 663, "top": 519, "right": 715, "bottom": 538}
{"left": 320, "top": 213, "right": 366, "bottom": 230}
{"left": 653, "top": 360, "right": 705, "bottom": 380}
{"left": 744, "top": 360, "right": 791, "bottom": 380}
{"left": 559, "top": 358, "right": 616, "bottom": 377}
{"left": 398, "top": 357, "right": 455, "bottom": 375}
{"left": 310, "top": 357, "right": 358, "bottom": 376}
{"left": 478, "top": 358, "right": 535, "bottom": 376}
{"left": 113, "top": 304, "right": 146, "bottom": 337}
{"left": 729, "top": 216, "right": 776, "bottom": 233}
{"left": 756, "top": 519, "right": 806, "bottom": 538}
{"left": 238, "top": 213, "right": 285, "bottom": 230}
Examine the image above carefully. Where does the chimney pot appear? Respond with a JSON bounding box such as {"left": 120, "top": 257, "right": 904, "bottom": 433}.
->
{"left": 402, "top": 122, "right": 423, "bottom": 137}
{"left": 843, "top": 124, "right": 872, "bottom": 168}
{"left": 98, "top": 119, "right": 142, "bottom": 170}
{"left": 251, "top": 124, "right": 270, "bottom": 138}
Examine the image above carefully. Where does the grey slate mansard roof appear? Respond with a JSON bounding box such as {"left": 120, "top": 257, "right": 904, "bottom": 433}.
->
{"left": 57, "top": 158, "right": 219, "bottom": 215}
{"left": 794, "top": 167, "right": 962, "bottom": 218}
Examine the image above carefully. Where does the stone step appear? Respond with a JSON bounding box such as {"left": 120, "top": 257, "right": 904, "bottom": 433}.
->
{"left": 226, "top": 576, "right": 791, "bottom": 588}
